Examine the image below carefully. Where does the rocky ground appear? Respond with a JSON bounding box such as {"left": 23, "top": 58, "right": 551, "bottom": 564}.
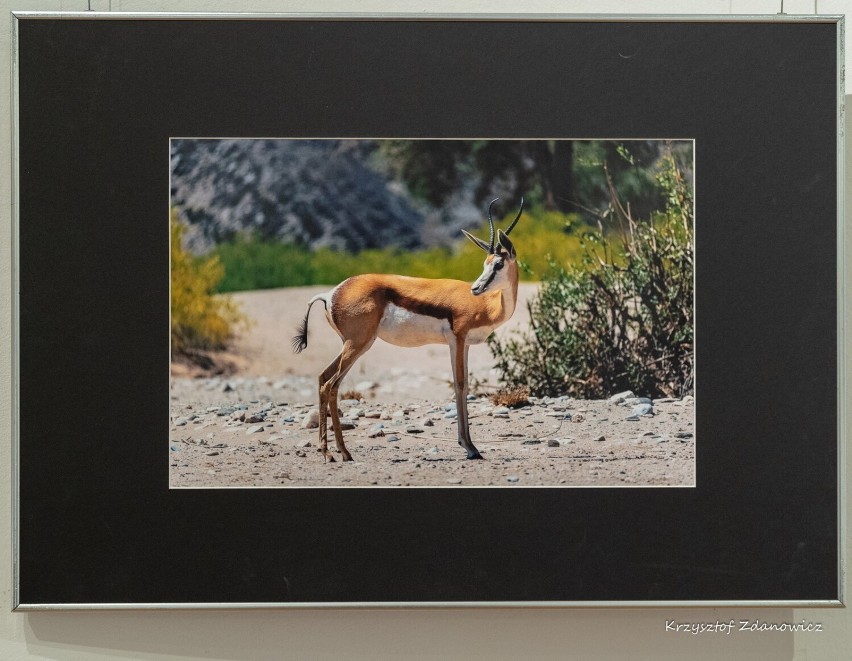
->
{"left": 170, "top": 285, "right": 695, "bottom": 488}
{"left": 169, "top": 376, "right": 695, "bottom": 488}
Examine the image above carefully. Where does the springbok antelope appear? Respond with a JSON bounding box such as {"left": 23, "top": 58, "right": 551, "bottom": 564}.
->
{"left": 292, "top": 198, "right": 524, "bottom": 462}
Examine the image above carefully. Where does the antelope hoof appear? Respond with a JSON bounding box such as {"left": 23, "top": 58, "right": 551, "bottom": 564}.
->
{"left": 341, "top": 450, "right": 354, "bottom": 462}
{"left": 466, "top": 449, "right": 483, "bottom": 460}
{"left": 320, "top": 450, "right": 336, "bottom": 463}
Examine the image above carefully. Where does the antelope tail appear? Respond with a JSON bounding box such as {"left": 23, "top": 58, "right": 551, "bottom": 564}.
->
{"left": 292, "top": 294, "right": 328, "bottom": 354}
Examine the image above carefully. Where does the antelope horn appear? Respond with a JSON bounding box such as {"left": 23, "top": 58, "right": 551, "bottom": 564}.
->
{"left": 487, "top": 198, "right": 499, "bottom": 253}
{"left": 504, "top": 196, "right": 525, "bottom": 236}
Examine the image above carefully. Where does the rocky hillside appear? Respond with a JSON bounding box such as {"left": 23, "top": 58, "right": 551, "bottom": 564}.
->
{"left": 170, "top": 139, "right": 428, "bottom": 255}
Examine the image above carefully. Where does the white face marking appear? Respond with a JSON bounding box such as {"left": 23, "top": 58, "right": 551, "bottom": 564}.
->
{"left": 471, "top": 254, "right": 511, "bottom": 296}
{"left": 377, "top": 303, "right": 451, "bottom": 347}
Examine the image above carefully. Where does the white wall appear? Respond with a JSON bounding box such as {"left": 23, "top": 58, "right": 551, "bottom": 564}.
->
{"left": 1, "top": 1, "right": 850, "bottom": 659}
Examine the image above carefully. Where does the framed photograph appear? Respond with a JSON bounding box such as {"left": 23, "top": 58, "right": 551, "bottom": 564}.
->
{"left": 12, "top": 13, "right": 843, "bottom": 608}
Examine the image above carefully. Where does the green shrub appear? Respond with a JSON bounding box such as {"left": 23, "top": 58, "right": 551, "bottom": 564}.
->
{"left": 488, "top": 151, "right": 694, "bottom": 399}
{"left": 211, "top": 206, "right": 586, "bottom": 292}
{"left": 170, "top": 210, "right": 247, "bottom": 355}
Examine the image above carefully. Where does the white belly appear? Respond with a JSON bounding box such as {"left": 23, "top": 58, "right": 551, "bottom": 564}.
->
{"left": 377, "top": 303, "right": 451, "bottom": 347}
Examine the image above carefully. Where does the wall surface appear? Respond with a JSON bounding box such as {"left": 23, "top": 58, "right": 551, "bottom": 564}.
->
{"left": 2, "top": 1, "right": 850, "bottom": 659}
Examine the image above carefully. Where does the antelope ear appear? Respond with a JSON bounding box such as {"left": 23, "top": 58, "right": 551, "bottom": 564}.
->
{"left": 462, "top": 229, "right": 491, "bottom": 253}
{"left": 497, "top": 229, "right": 516, "bottom": 258}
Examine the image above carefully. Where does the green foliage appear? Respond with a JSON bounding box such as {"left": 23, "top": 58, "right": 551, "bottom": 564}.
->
{"left": 210, "top": 207, "right": 587, "bottom": 292}
{"left": 171, "top": 210, "right": 247, "bottom": 355}
{"left": 488, "top": 151, "right": 694, "bottom": 399}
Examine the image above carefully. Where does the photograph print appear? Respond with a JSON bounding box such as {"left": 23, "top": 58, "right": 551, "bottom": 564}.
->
{"left": 169, "top": 138, "right": 695, "bottom": 488}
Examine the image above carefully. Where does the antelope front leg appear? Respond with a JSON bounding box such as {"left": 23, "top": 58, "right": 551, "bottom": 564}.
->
{"left": 450, "top": 336, "right": 482, "bottom": 460}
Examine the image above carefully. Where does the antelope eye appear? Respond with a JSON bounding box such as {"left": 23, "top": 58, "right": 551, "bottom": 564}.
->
{"left": 494, "top": 261, "right": 504, "bottom": 271}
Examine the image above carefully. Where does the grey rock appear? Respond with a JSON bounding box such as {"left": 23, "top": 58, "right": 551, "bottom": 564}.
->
{"left": 302, "top": 409, "right": 320, "bottom": 429}
{"left": 405, "top": 426, "right": 425, "bottom": 434}
{"left": 608, "top": 390, "right": 635, "bottom": 405}
{"left": 217, "top": 407, "right": 235, "bottom": 416}
{"left": 367, "top": 424, "right": 385, "bottom": 438}
{"left": 546, "top": 439, "right": 561, "bottom": 447}
{"left": 170, "top": 139, "right": 425, "bottom": 254}
{"left": 339, "top": 399, "right": 360, "bottom": 408}
{"left": 507, "top": 475, "right": 520, "bottom": 483}
{"left": 246, "top": 425, "right": 265, "bottom": 434}
{"left": 346, "top": 407, "right": 365, "bottom": 418}
{"left": 204, "top": 451, "right": 220, "bottom": 456}
{"left": 245, "top": 414, "right": 266, "bottom": 424}
{"left": 675, "top": 432, "right": 694, "bottom": 439}
{"left": 631, "top": 403, "right": 654, "bottom": 417}
{"left": 422, "top": 419, "right": 434, "bottom": 427}
{"left": 625, "top": 416, "right": 640, "bottom": 422}
{"left": 444, "top": 411, "right": 458, "bottom": 419}
{"left": 296, "top": 439, "right": 313, "bottom": 448}
{"left": 522, "top": 439, "right": 542, "bottom": 445}
{"left": 174, "top": 417, "right": 188, "bottom": 427}
{"left": 385, "top": 435, "right": 400, "bottom": 443}
{"left": 593, "top": 435, "right": 606, "bottom": 442}
{"left": 446, "top": 478, "right": 462, "bottom": 484}
{"left": 493, "top": 406, "right": 510, "bottom": 415}
{"left": 336, "top": 419, "right": 357, "bottom": 431}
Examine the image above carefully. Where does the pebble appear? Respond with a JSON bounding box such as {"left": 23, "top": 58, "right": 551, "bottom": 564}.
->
{"left": 364, "top": 410, "right": 382, "bottom": 419}
{"left": 422, "top": 419, "right": 434, "bottom": 427}
{"left": 339, "top": 399, "right": 360, "bottom": 407}
{"left": 347, "top": 408, "right": 365, "bottom": 418}
{"left": 246, "top": 425, "right": 265, "bottom": 435}
{"left": 380, "top": 411, "right": 392, "bottom": 421}
{"left": 546, "top": 439, "right": 560, "bottom": 447}
{"left": 493, "top": 406, "right": 510, "bottom": 415}
{"left": 444, "top": 411, "right": 458, "bottom": 419}
{"left": 245, "top": 414, "right": 265, "bottom": 424}
{"left": 174, "top": 417, "right": 188, "bottom": 426}
{"left": 522, "top": 439, "right": 542, "bottom": 445}
{"left": 336, "top": 419, "right": 356, "bottom": 431}
{"left": 385, "top": 435, "right": 400, "bottom": 443}
{"left": 446, "top": 478, "right": 462, "bottom": 484}
{"left": 626, "top": 397, "right": 653, "bottom": 406}
{"left": 443, "top": 403, "right": 457, "bottom": 412}
{"left": 206, "top": 406, "right": 220, "bottom": 413}
{"left": 356, "top": 381, "right": 378, "bottom": 391}
{"left": 204, "top": 451, "right": 220, "bottom": 456}
{"left": 406, "top": 426, "right": 425, "bottom": 434}
{"left": 675, "top": 432, "right": 693, "bottom": 439}
{"left": 593, "top": 435, "right": 606, "bottom": 442}
{"left": 296, "top": 439, "right": 312, "bottom": 448}
{"left": 507, "top": 475, "right": 520, "bottom": 483}
{"left": 217, "top": 407, "right": 235, "bottom": 416}
{"left": 392, "top": 410, "right": 407, "bottom": 419}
